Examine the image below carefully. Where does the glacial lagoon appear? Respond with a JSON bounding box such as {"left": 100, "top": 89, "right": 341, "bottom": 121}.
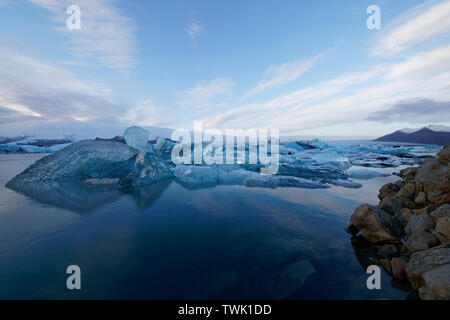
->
{"left": 0, "top": 141, "right": 440, "bottom": 299}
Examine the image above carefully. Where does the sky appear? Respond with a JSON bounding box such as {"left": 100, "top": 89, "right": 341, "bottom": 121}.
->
{"left": 0, "top": 0, "right": 450, "bottom": 139}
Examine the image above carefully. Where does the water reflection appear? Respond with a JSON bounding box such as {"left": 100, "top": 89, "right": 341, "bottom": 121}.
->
{"left": 7, "top": 178, "right": 173, "bottom": 214}
{"left": 1, "top": 155, "right": 409, "bottom": 299}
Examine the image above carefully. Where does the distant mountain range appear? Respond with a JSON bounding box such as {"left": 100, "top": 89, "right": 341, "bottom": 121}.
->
{"left": 375, "top": 125, "right": 450, "bottom": 146}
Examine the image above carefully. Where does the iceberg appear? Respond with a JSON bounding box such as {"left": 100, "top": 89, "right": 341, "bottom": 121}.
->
{"left": 6, "top": 140, "right": 139, "bottom": 188}
{"left": 121, "top": 151, "right": 174, "bottom": 187}
{"left": 284, "top": 138, "right": 328, "bottom": 151}
{"left": 284, "top": 142, "right": 308, "bottom": 152}
{"left": 174, "top": 164, "right": 330, "bottom": 189}
{"left": 153, "top": 137, "right": 176, "bottom": 153}
{"left": 326, "top": 179, "right": 362, "bottom": 188}
{"left": 0, "top": 142, "right": 73, "bottom": 154}
{"left": 279, "top": 145, "right": 299, "bottom": 155}
{"left": 124, "top": 126, "right": 151, "bottom": 153}
{"left": 175, "top": 165, "right": 219, "bottom": 186}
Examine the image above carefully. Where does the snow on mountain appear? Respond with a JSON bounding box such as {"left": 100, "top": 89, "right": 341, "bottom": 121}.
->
{"left": 426, "top": 125, "right": 450, "bottom": 132}
{"left": 399, "top": 125, "right": 450, "bottom": 134}
{"left": 399, "top": 128, "right": 418, "bottom": 134}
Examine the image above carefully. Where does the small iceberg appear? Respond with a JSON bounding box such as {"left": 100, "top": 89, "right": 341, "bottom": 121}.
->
{"left": 348, "top": 169, "right": 391, "bottom": 180}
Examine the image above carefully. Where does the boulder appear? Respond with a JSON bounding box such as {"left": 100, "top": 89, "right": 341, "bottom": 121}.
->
{"left": 345, "top": 224, "right": 359, "bottom": 236}
{"left": 414, "top": 191, "right": 427, "bottom": 205}
{"left": 427, "top": 190, "right": 444, "bottom": 204}
{"left": 404, "top": 214, "right": 434, "bottom": 235}
{"left": 378, "top": 183, "right": 400, "bottom": 200}
{"left": 414, "top": 181, "right": 423, "bottom": 194}
{"left": 379, "top": 197, "right": 401, "bottom": 215}
{"left": 349, "top": 204, "right": 401, "bottom": 244}
{"left": 391, "top": 257, "right": 408, "bottom": 280}
{"left": 406, "top": 245, "right": 450, "bottom": 300}
{"left": 435, "top": 192, "right": 450, "bottom": 206}
{"left": 394, "top": 183, "right": 415, "bottom": 200}
{"left": 377, "top": 244, "right": 397, "bottom": 258}
{"left": 437, "top": 146, "right": 450, "bottom": 164}
{"left": 430, "top": 204, "right": 450, "bottom": 224}
{"left": 435, "top": 217, "right": 450, "bottom": 243}
{"left": 379, "top": 258, "right": 392, "bottom": 274}
{"left": 415, "top": 161, "right": 449, "bottom": 194}
{"left": 400, "top": 167, "right": 418, "bottom": 182}
{"left": 400, "top": 208, "right": 413, "bottom": 224}
{"left": 407, "top": 230, "right": 438, "bottom": 252}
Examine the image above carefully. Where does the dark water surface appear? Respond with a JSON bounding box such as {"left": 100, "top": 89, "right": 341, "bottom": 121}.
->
{"left": 0, "top": 154, "right": 408, "bottom": 299}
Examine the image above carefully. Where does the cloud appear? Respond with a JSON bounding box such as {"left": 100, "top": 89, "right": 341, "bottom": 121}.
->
{"left": 366, "top": 98, "right": 450, "bottom": 123}
{"left": 176, "top": 78, "right": 234, "bottom": 111}
{"left": 204, "top": 44, "right": 450, "bottom": 133}
{"left": 371, "top": 0, "right": 450, "bottom": 56}
{"left": 185, "top": 22, "right": 202, "bottom": 39}
{"left": 0, "top": 48, "right": 122, "bottom": 126}
{"left": 122, "top": 99, "right": 173, "bottom": 127}
{"left": 386, "top": 45, "right": 450, "bottom": 78}
{"left": 243, "top": 53, "right": 324, "bottom": 99}
{"left": 205, "top": 69, "right": 381, "bottom": 129}
{"left": 28, "top": 0, "right": 136, "bottom": 71}
{"left": 0, "top": 105, "right": 37, "bottom": 124}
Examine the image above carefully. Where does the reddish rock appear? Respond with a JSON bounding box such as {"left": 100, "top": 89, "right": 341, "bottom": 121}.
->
{"left": 412, "top": 207, "right": 428, "bottom": 215}
{"left": 391, "top": 257, "right": 408, "bottom": 280}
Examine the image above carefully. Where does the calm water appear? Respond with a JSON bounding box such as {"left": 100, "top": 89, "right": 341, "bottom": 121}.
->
{"left": 0, "top": 153, "right": 409, "bottom": 299}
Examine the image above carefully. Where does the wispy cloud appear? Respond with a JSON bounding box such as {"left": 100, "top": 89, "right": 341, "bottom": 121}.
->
{"left": 243, "top": 52, "right": 325, "bottom": 99}
{"left": 371, "top": 0, "right": 450, "bottom": 56}
{"left": 28, "top": 0, "right": 136, "bottom": 71}
{"left": 123, "top": 99, "right": 173, "bottom": 127}
{"left": 185, "top": 21, "right": 202, "bottom": 39}
{"left": 367, "top": 98, "right": 450, "bottom": 123}
{"left": 204, "top": 43, "right": 450, "bottom": 133}
{"left": 0, "top": 48, "right": 121, "bottom": 126}
{"left": 386, "top": 45, "right": 450, "bottom": 78}
{"left": 205, "top": 68, "right": 381, "bottom": 129}
{"left": 176, "top": 78, "right": 234, "bottom": 111}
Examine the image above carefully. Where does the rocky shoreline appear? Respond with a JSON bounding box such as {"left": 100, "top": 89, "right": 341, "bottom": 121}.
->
{"left": 346, "top": 146, "right": 450, "bottom": 300}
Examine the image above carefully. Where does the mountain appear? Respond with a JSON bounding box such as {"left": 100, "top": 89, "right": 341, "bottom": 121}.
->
{"left": 398, "top": 125, "right": 450, "bottom": 134}
{"left": 376, "top": 126, "right": 450, "bottom": 146}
